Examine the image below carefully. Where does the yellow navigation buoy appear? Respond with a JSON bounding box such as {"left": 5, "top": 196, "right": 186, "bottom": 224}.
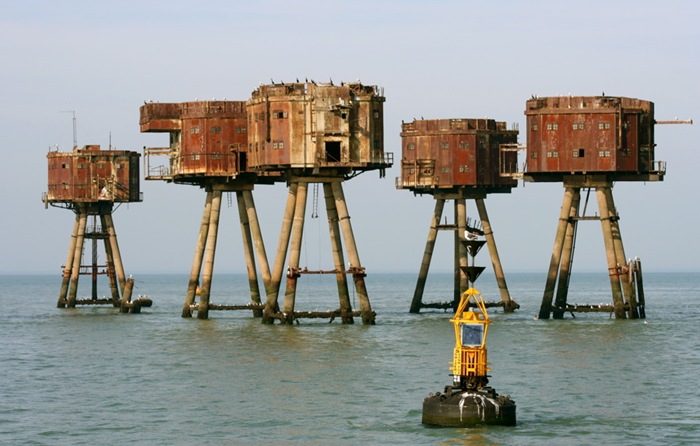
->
{"left": 422, "top": 287, "right": 516, "bottom": 427}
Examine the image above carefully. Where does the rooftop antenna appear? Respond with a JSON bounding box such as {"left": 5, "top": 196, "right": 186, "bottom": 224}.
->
{"left": 60, "top": 110, "right": 77, "bottom": 149}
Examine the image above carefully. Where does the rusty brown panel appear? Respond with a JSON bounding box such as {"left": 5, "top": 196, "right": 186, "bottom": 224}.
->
{"left": 435, "top": 135, "right": 450, "bottom": 186}
{"left": 399, "top": 118, "right": 516, "bottom": 189}
{"left": 247, "top": 81, "right": 385, "bottom": 171}
{"left": 47, "top": 153, "right": 74, "bottom": 201}
{"left": 525, "top": 115, "right": 542, "bottom": 174}
{"left": 402, "top": 136, "right": 418, "bottom": 163}
{"left": 179, "top": 118, "right": 204, "bottom": 175}
{"left": 454, "top": 134, "right": 476, "bottom": 186}
{"left": 525, "top": 95, "right": 655, "bottom": 177}
{"left": 139, "top": 103, "right": 183, "bottom": 131}
{"left": 46, "top": 147, "right": 142, "bottom": 203}
{"left": 271, "top": 101, "right": 292, "bottom": 167}
{"left": 207, "top": 118, "right": 227, "bottom": 175}
{"left": 369, "top": 100, "right": 384, "bottom": 163}
{"left": 142, "top": 100, "right": 248, "bottom": 178}
{"left": 619, "top": 113, "right": 639, "bottom": 171}
{"left": 400, "top": 161, "right": 415, "bottom": 187}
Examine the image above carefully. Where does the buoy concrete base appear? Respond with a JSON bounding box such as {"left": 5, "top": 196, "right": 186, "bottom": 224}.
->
{"left": 422, "top": 386, "right": 516, "bottom": 427}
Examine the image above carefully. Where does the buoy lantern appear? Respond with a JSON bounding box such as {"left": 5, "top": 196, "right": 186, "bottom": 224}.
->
{"left": 422, "top": 287, "right": 516, "bottom": 427}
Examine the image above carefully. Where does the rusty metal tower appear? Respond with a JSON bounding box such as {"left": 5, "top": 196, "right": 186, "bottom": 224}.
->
{"left": 521, "top": 95, "right": 692, "bottom": 319}
{"left": 398, "top": 118, "right": 520, "bottom": 313}
{"left": 247, "top": 81, "right": 392, "bottom": 325}
{"left": 45, "top": 145, "right": 147, "bottom": 311}
{"left": 140, "top": 101, "right": 275, "bottom": 319}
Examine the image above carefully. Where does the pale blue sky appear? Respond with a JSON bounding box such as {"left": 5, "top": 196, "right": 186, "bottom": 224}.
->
{"left": 1, "top": 0, "right": 698, "bottom": 276}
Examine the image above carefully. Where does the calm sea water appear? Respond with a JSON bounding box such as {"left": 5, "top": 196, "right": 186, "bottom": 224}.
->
{"left": 1, "top": 272, "right": 698, "bottom": 445}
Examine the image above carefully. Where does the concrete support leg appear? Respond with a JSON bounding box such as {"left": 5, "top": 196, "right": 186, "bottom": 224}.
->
{"left": 475, "top": 198, "right": 517, "bottom": 312}
{"left": 634, "top": 258, "right": 646, "bottom": 318}
{"left": 332, "top": 182, "right": 374, "bottom": 325}
{"left": 58, "top": 213, "right": 80, "bottom": 307}
{"left": 539, "top": 187, "right": 575, "bottom": 320}
{"left": 90, "top": 215, "right": 98, "bottom": 301}
{"left": 198, "top": 189, "right": 222, "bottom": 320}
{"left": 409, "top": 199, "right": 445, "bottom": 313}
{"left": 67, "top": 209, "right": 88, "bottom": 308}
{"left": 244, "top": 190, "right": 272, "bottom": 311}
{"left": 281, "top": 182, "right": 308, "bottom": 324}
{"left": 103, "top": 211, "right": 126, "bottom": 294}
{"left": 264, "top": 183, "right": 298, "bottom": 323}
{"left": 552, "top": 189, "right": 581, "bottom": 318}
{"left": 236, "top": 191, "right": 262, "bottom": 317}
{"left": 100, "top": 213, "right": 120, "bottom": 306}
{"left": 603, "top": 187, "right": 638, "bottom": 318}
{"left": 183, "top": 190, "right": 213, "bottom": 318}
{"left": 323, "top": 183, "right": 353, "bottom": 324}
{"left": 597, "top": 187, "right": 626, "bottom": 319}
{"left": 119, "top": 277, "right": 135, "bottom": 313}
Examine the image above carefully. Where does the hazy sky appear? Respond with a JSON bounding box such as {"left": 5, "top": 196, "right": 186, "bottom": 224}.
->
{"left": 1, "top": 0, "right": 698, "bottom": 279}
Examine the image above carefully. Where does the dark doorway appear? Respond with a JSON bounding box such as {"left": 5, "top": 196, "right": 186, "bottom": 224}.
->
{"left": 325, "top": 141, "right": 341, "bottom": 163}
